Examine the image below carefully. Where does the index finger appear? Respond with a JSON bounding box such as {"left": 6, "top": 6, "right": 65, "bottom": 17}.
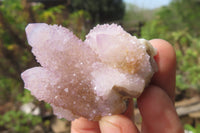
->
{"left": 150, "top": 39, "right": 176, "bottom": 101}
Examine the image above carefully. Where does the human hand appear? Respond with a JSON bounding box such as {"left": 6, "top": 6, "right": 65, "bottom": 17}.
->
{"left": 71, "top": 39, "right": 184, "bottom": 133}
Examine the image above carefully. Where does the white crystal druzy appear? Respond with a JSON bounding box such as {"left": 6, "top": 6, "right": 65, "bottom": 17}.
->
{"left": 21, "top": 23, "right": 157, "bottom": 121}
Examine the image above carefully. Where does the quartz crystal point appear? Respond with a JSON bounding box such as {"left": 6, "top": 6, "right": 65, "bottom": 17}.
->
{"left": 21, "top": 23, "right": 157, "bottom": 121}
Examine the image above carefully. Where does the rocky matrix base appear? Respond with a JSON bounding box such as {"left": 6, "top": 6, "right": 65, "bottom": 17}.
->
{"left": 21, "top": 23, "right": 157, "bottom": 121}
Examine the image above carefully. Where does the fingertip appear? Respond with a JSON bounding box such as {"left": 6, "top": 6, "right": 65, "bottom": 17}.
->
{"left": 100, "top": 115, "right": 139, "bottom": 133}
{"left": 149, "top": 39, "right": 176, "bottom": 100}
{"left": 150, "top": 39, "right": 176, "bottom": 65}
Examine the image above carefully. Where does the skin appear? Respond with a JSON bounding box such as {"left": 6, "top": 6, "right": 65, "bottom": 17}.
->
{"left": 71, "top": 39, "right": 184, "bottom": 133}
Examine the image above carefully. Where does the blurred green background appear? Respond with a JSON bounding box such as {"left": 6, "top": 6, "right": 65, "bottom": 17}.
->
{"left": 0, "top": 0, "right": 200, "bottom": 132}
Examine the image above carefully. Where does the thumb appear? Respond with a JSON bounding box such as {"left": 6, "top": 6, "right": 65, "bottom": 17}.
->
{"left": 99, "top": 115, "right": 139, "bottom": 133}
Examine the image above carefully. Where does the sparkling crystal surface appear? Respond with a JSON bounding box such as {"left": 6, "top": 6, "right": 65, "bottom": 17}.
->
{"left": 21, "top": 23, "right": 157, "bottom": 121}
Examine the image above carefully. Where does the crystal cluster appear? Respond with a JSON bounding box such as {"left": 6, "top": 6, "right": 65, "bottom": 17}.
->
{"left": 21, "top": 23, "right": 157, "bottom": 121}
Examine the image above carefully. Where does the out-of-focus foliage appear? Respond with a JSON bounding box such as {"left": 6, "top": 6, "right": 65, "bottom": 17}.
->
{"left": 16, "top": 89, "right": 34, "bottom": 104}
{"left": 141, "top": 0, "right": 200, "bottom": 39}
{"left": 0, "top": 0, "right": 26, "bottom": 35}
{"left": 184, "top": 124, "right": 200, "bottom": 133}
{"left": 123, "top": 4, "right": 154, "bottom": 29}
{"left": 122, "top": 3, "right": 155, "bottom": 37}
{"left": 0, "top": 77, "right": 21, "bottom": 104}
{"left": 33, "top": 4, "right": 65, "bottom": 23}
{"left": 70, "top": 0, "right": 125, "bottom": 24}
{"left": 65, "top": 10, "right": 91, "bottom": 40}
{"left": 0, "top": 110, "right": 42, "bottom": 133}
{"left": 141, "top": 0, "right": 200, "bottom": 91}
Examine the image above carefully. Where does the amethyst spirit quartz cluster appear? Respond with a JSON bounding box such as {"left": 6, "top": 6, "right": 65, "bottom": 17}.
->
{"left": 21, "top": 23, "right": 157, "bottom": 121}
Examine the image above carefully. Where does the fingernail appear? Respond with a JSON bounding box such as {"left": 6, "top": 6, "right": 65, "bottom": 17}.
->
{"left": 99, "top": 116, "right": 121, "bottom": 133}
